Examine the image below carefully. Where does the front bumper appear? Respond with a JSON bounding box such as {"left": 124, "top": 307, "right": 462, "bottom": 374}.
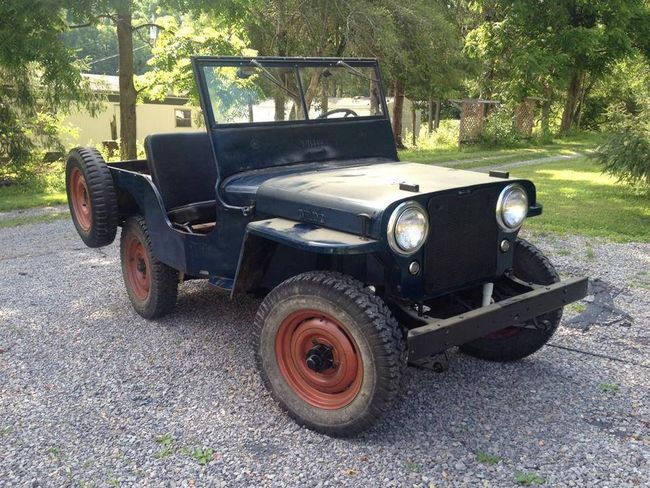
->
{"left": 407, "top": 277, "right": 588, "bottom": 361}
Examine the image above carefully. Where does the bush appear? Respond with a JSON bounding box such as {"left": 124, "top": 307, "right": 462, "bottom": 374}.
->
{"left": 593, "top": 104, "right": 650, "bottom": 188}
{"left": 403, "top": 119, "right": 459, "bottom": 150}
{"left": 480, "top": 107, "right": 523, "bottom": 147}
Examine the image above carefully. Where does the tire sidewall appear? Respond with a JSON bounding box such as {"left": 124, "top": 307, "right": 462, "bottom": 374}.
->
{"left": 120, "top": 217, "right": 155, "bottom": 316}
{"left": 66, "top": 155, "right": 93, "bottom": 241}
{"left": 65, "top": 148, "right": 118, "bottom": 248}
{"left": 258, "top": 291, "right": 378, "bottom": 430}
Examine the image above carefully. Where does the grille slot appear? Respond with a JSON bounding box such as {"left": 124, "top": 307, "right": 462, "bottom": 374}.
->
{"left": 425, "top": 187, "right": 499, "bottom": 293}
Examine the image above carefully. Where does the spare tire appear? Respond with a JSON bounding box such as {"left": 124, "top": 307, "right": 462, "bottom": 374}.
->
{"left": 65, "top": 147, "right": 119, "bottom": 248}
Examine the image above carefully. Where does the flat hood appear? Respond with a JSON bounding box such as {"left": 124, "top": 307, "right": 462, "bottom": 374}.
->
{"left": 254, "top": 161, "right": 532, "bottom": 238}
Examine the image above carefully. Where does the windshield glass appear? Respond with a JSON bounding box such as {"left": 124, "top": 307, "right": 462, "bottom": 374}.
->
{"left": 201, "top": 62, "right": 384, "bottom": 125}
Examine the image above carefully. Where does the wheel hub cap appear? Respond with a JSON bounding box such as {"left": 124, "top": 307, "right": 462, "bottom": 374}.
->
{"left": 275, "top": 310, "right": 363, "bottom": 409}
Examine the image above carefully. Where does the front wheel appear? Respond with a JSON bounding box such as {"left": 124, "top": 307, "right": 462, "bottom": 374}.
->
{"left": 254, "top": 271, "right": 406, "bottom": 436}
{"left": 460, "top": 239, "right": 563, "bottom": 362}
{"left": 120, "top": 216, "right": 178, "bottom": 319}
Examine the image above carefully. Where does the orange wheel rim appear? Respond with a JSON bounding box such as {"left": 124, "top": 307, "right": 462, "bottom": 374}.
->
{"left": 275, "top": 310, "right": 363, "bottom": 409}
{"left": 125, "top": 234, "right": 150, "bottom": 301}
{"left": 70, "top": 168, "right": 92, "bottom": 232}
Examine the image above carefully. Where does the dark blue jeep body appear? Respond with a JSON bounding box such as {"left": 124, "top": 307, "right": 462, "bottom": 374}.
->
{"left": 105, "top": 57, "right": 587, "bottom": 360}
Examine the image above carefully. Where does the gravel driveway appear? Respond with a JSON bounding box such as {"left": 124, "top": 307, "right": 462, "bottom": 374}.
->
{"left": 1, "top": 217, "right": 648, "bottom": 487}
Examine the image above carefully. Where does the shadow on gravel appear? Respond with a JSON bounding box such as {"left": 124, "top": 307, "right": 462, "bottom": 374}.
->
{"left": 565, "top": 278, "right": 633, "bottom": 331}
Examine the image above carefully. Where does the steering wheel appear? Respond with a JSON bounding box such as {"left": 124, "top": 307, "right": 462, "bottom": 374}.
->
{"left": 317, "top": 108, "right": 358, "bottom": 119}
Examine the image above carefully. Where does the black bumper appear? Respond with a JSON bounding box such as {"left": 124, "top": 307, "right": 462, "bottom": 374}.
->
{"left": 407, "top": 277, "right": 589, "bottom": 361}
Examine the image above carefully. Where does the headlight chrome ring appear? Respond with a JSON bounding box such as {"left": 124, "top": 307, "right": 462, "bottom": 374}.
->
{"left": 387, "top": 201, "right": 429, "bottom": 256}
{"left": 496, "top": 183, "right": 529, "bottom": 231}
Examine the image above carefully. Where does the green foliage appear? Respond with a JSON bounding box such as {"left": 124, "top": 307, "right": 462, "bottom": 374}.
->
{"left": 63, "top": 21, "right": 153, "bottom": 76}
{"left": 154, "top": 433, "right": 176, "bottom": 459}
{"left": 480, "top": 108, "right": 524, "bottom": 147}
{"left": 180, "top": 446, "right": 214, "bottom": 465}
{"left": 475, "top": 451, "right": 502, "bottom": 466}
{"left": 593, "top": 104, "right": 650, "bottom": 188}
{"left": 598, "top": 382, "right": 619, "bottom": 393}
{"left": 139, "top": 13, "right": 248, "bottom": 104}
{"left": 466, "top": 0, "right": 650, "bottom": 133}
{"left": 404, "top": 120, "right": 459, "bottom": 151}
{"left": 514, "top": 471, "right": 545, "bottom": 486}
{"left": 0, "top": 0, "right": 99, "bottom": 179}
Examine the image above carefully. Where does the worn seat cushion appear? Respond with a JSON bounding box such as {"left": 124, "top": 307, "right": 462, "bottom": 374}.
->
{"left": 144, "top": 132, "right": 217, "bottom": 224}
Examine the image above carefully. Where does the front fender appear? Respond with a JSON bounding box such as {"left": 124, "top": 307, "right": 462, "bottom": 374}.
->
{"left": 231, "top": 218, "right": 380, "bottom": 295}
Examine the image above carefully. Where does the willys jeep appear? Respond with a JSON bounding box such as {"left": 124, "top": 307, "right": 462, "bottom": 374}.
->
{"left": 65, "top": 57, "right": 588, "bottom": 436}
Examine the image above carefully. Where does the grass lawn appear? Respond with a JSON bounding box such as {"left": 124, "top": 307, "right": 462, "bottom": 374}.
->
{"left": 0, "top": 186, "right": 67, "bottom": 212}
{"left": 510, "top": 158, "right": 650, "bottom": 242}
{"left": 399, "top": 132, "right": 600, "bottom": 167}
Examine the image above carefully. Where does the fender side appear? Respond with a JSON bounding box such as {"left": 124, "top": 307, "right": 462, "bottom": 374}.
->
{"left": 231, "top": 218, "right": 381, "bottom": 296}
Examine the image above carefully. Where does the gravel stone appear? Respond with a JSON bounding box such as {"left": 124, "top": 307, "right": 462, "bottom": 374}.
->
{"left": 0, "top": 218, "right": 648, "bottom": 487}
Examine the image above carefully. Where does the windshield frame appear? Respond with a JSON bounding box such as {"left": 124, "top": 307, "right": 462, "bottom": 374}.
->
{"left": 191, "top": 56, "right": 390, "bottom": 129}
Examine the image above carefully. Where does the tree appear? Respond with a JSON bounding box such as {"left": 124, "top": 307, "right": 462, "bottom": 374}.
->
{"left": 0, "top": 0, "right": 96, "bottom": 177}
{"left": 380, "top": 1, "right": 466, "bottom": 145}
{"left": 466, "top": 0, "right": 650, "bottom": 135}
{"left": 68, "top": 1, "right": 166, "bottom": 159}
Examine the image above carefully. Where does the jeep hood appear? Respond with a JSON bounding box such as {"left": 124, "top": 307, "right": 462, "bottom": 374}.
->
{"left": 254, "top": 161, "right": 529, "bottom": 238}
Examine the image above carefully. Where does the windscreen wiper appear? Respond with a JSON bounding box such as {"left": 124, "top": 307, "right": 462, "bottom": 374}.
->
{"left": 336, "top": 60, "right": 380, "bottom": 83}
{"left": 250, "top": 59, "right": 299, "bottom": 100}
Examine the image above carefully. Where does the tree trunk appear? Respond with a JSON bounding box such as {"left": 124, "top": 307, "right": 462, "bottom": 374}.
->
{"left": 321, "top": 78, "right": 329, "bottom": 114}
{"left": 559, "top": 72, "right": 581, "bottom": 135}
{"left": 434, "top": 100, "right": 441, "bottom": 130}
{"left": 116, "top": 7, "right": 137, "bottom": 160}
{"left": 411, "top": 103, "right": 417, "bottom": 146}
{"left": 427, "top": 99, "right": 433, "bottom": 133}
{"left": 369, "top": 79, "right": 378, "bottom": 115}
{"left": 541, "top": 83, "right": 551, "bottom": 137}
{"left": 392, "top": 79, "right": 405, "bottom": 149}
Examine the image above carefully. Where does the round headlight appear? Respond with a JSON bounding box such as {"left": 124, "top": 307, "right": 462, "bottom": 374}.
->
{"left": 497, "top": 184, "right": 528, "bottom": 230}
{"left": 388, "top": 202, "right": 429, "bottom": 255}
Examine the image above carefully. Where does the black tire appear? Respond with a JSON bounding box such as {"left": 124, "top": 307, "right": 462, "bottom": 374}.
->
{"left": 255, "top": 271, "right": 406, "bottom": 437}
{"left": 65, "top": 147, "right": 119, "bottom": 248}
{"left": 120, "top": 216, "right": 178, "bottom": 319}
{"left": 459, "top": 239, "right": 563, "bottom": 362}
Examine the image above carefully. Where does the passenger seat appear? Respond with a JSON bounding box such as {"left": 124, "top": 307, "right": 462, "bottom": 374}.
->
{"left": 144, "top": 132, "right": 217, "bottom": 230}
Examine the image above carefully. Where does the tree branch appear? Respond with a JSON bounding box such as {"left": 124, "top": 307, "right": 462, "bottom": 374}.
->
{"left": 132, "top": 23, "right": 165, "bottom": 32}
{"left": 68, "top": 13, "right": 118, "bottom": 29}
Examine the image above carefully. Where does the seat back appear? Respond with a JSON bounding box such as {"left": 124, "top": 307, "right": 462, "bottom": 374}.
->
{"left": 144, "top": 132, "right": 217, "bottom": 210}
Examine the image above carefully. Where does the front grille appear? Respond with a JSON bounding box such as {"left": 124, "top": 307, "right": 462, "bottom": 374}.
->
{"left": 424, "top": 187, "right": 499, "bottom": 293}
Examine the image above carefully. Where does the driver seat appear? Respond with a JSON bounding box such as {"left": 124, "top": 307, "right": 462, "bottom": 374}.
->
{"left": 144, "top": 132, "right": 217, "bottom": 232}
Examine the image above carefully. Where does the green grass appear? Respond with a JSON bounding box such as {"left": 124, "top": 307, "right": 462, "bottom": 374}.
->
{"left": 0, "top": 185, "right": 67, "bottom": 212}
{"left": 598, "top": 382, "right": 619, "bottom": 393}
{"left": 154, "top": 434, "right": 176, "bottom": 459}
{"left": 476, "top": 451, "right": 502, "bottom": 466}
{"left": 511, "top": 158, "right": 650, "bottom": 242}
{"left": 514, "top": 471, "right": 546, "bottom": 486}
{"left": 399, "top": 132, "right": 601, "bottom": 168}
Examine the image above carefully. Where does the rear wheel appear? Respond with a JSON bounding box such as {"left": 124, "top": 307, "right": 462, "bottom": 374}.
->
{"left": 459, "top": 239, "right": 563, "bottom": 362}
{"left": 255, "top": 271, "right": 406, "bottom": 436}
{"left": 120, "top": 216, "right": 178, "bottom": 319}
{"left": 65, "top": 147, "right": 118, "bottom": 247}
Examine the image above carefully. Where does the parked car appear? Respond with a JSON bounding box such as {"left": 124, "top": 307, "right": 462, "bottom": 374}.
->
{"left": 65, "top": 56, "right": 587, "bottom": 436}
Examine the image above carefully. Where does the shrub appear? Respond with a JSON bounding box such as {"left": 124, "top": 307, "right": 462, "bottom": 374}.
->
{"left": 593, "top": 103, "right": 650, "bottom": 188}
{"left": 403, "top": 119, "right": 460, "bottom": 150}
{"left": 480, "top": 107, "right": 523, "bottom": 147}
